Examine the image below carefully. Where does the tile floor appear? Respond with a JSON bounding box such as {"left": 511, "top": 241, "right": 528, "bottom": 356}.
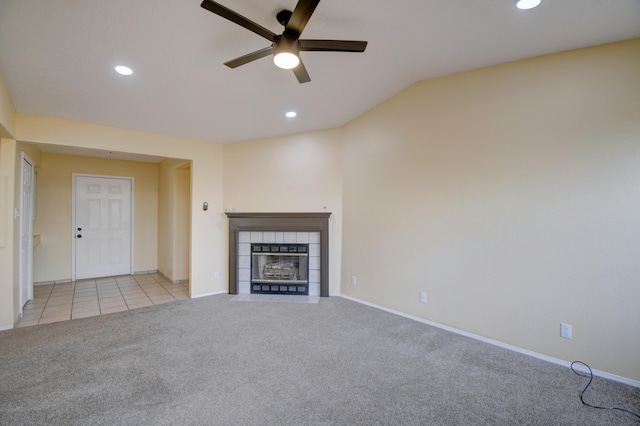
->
{"left": 16, "top": 273, "right": 189, "bottom": 328}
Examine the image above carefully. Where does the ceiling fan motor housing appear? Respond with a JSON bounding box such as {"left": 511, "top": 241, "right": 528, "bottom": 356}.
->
{"left": 274, "top": 35, "right": 300, "bottom": 54}
{"left": 276, "top": 10, "right": 293, "bottom": 27}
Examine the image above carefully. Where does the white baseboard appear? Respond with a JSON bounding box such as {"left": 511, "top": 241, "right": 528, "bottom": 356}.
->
{"left": 339, "top": 294, "right": 640, "bottom": 388}
{"left": 0, "top": 324, "right": 14, "bottom": 331}
{"left": 133, "top": 270, "right": 158, "bottom": 275}
{"left": 191, "top": 291, "right": 227, "bottom": 299}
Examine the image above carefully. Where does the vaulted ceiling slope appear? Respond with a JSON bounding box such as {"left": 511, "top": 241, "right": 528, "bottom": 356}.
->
{"left": 0, "top": 0, "right": 639, "bottom": 144}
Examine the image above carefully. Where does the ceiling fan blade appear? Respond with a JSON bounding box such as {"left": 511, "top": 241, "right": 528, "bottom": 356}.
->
{"left": 201, "top": 0, "right": 276, "bottom": 42}
{"left": 293, "top": 60, "right": 311, "bottom": 83}
{"left": 224, "top": 47, "right": 274, "bottom": 68}
{"left": 299, "top": 39, "right": 368, "bottom": 52}
{"left": 286, "top": 0, "right": 321, "bottom": 37}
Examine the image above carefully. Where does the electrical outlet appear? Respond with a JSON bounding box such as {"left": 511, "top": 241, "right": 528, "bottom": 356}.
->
{"left": 420, "top": 292, "right": 427, "bottom": 303}
{"left": 351, "top": 276, "right": 357, "bottom": 285}
{"left": 560, "top": 323, "right": 572, "bottom": 339}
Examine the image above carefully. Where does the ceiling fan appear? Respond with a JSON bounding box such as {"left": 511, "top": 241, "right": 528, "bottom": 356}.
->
{"left": 200, "top": 0, "right": 368, "bottom": 83}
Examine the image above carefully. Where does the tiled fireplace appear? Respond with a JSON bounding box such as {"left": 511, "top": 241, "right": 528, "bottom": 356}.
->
{"left": 239, "top": 232, "right": 319, "bottom": 295}
{"left": 225, "top": 213, "right": 331, "bottom": 297}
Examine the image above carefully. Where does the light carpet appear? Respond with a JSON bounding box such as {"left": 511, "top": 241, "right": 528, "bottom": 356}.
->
{"left": 1, "top": 295, "right": 638, "bottom": 425}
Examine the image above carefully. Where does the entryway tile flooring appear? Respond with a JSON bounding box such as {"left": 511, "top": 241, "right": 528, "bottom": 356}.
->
{"left": 16, "top": 274, "right": 189, "bottom": 328}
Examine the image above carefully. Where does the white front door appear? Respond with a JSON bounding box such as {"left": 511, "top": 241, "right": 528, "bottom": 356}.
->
{"left": 19, "top": 154, "right": 34, "bottom": 311}
{"left": 74, "top": 175, "right": 133, "bottom": 280}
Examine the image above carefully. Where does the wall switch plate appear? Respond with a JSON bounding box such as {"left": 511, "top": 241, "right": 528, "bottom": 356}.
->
{"left": 420, "top": 292, "right": 427, "bottom": 303}
{"left": 351, "top": 276, "right": 357, "bottom": 285}
{"left": 214, "top": 272, "right": 219, "bottom": 280}
{"left": 560, "top": 323, "right": 572, "bottom": 339}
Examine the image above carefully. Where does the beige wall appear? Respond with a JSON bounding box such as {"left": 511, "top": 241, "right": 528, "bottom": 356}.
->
{"left": 0, "top": 73, "right": 15, "bottom": 138}
{"left": 223, "top": 129, "right": 343, "bottom": 294}
{"left": 33, "top": 152, "right": 159, "bottom": 282}
{"left": 341, "top": 39, "right": 640, "bottom": 381}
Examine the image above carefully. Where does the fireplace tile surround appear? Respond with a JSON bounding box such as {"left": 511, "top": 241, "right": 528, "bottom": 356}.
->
{"left": 238, "top": 232, "right": 320, "bottom": 295}
{"left": 225, "top": 212, "right": 331, "bottom": 297}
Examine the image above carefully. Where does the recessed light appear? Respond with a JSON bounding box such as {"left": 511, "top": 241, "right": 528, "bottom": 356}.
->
{"left": 516, "top": 0, "right": 541, "bottom": 10}
{"left": 285, "top": 111, "right": 297, "bottom": 118}
{"left": 115, "top": 65, "right": 133, "bottom": 76}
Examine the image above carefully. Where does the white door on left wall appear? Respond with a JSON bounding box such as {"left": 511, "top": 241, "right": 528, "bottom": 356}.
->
{"left": 19, "top": 154, "right": 34, "bottom": 312}
{"left": 74, "top": 175, "right": 133, "bottom": 280}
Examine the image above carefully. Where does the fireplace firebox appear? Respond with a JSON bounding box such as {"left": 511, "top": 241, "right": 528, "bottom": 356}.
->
{"left": 251, "top": 243, "right": 309, "bottom": 295}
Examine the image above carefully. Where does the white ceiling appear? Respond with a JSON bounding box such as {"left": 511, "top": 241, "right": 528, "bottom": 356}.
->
{"left": 0, "top": 0, "right": 639, "bottom": 145}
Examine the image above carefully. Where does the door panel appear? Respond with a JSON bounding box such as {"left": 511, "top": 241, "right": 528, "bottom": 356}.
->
{"left": 75, "top": 176, "right": 132, "bottom": 279}
{"left": 20, "top": 157, "right": 33, "bottom": 309}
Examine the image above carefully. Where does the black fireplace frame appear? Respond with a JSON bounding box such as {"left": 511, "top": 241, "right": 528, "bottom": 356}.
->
{"left": 225, "top": 212, "right": 331, "bottom": 297}
{"left": 251, "top": 243, "right": 309, "bottom": 295}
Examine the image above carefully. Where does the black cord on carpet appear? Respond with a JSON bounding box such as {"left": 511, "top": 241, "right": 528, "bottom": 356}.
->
{"left": 571, "top": 361, "right": 640, "bottom": 421}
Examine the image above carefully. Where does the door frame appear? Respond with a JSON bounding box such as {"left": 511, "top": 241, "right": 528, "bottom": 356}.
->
{"left": 18, "top": 152, "right": 34, "bottom": 316}
{"left": 71, "top": 173, "right": 135, "bottom": 281}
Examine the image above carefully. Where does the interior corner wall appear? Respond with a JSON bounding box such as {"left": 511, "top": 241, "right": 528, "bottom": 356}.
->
{"left": 341, "top": 39, "right": 640, "bottom": 381}
{"left": 222, "top": 128, "right": 343, "bottom": 294}
{"left": 173, "top": 166, "right": 190, "bottom": 282}
{"left": 0, "top": 138, "right": 17, "bottom": 328}
{"left": 158, "top": 158, "right": 191, "bottom": 283}
{"left": 0, "top": 70, "right": 17, "bottom": 328}
{"left": 158, "top": 159, "right": 177, "bottom": 281}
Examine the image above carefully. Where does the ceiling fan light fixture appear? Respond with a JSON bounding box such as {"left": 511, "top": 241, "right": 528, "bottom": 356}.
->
{"left": 516, "top": 0, "right": 541, "bottom": 10}
{"left": 273, "top": 36, "right": 300, "bottom": 69}
{"left": 274, "top": 52, "right": 300, "bottom": 69}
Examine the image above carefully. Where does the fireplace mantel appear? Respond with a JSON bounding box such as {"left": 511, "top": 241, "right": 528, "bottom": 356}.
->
{"left": 225, "top": 212, "right": 331, "bottom": 296}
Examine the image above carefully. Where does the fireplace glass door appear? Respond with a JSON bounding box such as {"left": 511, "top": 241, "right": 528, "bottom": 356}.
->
{"left": 251, "top": 243, "right": 309, "bottom": 295}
